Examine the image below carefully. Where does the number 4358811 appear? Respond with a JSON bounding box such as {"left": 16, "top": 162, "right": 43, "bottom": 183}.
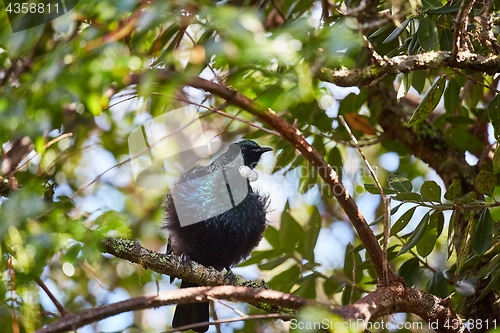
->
{"left": 6, "top": 2, "right": 59, "bottom": 14}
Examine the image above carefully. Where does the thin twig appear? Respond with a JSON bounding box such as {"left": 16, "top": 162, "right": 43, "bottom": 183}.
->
{"left": 207, "top": 296, "right": 247, "bottom": 317}
{"left": 478, "top": 0, "right": 500, "bottom": 54}
{"left": 36, "top": 279, "right": 69, "bottom": 317}
{"left": 163, "top": 313, "right": 295, "bottom": 333}
{"left": 339, "top": 115, "right": 391, "bottom": 286}
{"left": 452, "top": 0, "right": 476, "bottom": 58}
{"left": 12, "top": 133, "right": 74, "bottom": 174}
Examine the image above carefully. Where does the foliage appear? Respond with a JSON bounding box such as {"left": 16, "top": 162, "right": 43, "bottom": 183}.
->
{"left": 1, "top": 0, "right": 500, "bottom": 332}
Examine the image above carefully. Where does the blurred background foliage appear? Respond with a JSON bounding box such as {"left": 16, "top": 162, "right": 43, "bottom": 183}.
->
{"left": 1, "top": 0, "right": 500, "bottom": 332}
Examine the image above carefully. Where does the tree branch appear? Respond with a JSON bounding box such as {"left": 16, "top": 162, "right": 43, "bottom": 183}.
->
{"left": 452, "top": 0, "right": 476, "bottom": 58}
{"left": 36, "top": 282, "right": 467, "bottom": 333}
{"left": 318, "top": 51, "right": 500, "bottom": 87}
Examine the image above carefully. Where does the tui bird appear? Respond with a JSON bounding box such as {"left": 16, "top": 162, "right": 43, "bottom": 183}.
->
{"left": 163, "top": 139, "right": 273, "bottom": 332}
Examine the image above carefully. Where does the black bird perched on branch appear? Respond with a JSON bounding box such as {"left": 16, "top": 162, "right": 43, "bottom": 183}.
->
{"left": 163, "top": 139, "right": 273, "bottom": 332}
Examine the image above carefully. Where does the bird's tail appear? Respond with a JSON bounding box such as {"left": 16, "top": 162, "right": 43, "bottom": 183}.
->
{"left": 172, "top": 280, "right": 209, "bottom": 332}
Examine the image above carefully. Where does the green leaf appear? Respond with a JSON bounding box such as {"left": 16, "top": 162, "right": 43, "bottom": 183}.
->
{"left": 407, "top": 76, "right": 446, "bottom": 127}
{"left": 471, "top": 209, "right": 493, "bottom": 255}
{"left": 383, "top": 18, "right": 411, "bottom": 44}
{"left": 475, "top": 170, "right": 497, "bottom": 196}
{"left": 388, "top": 174, "right": 413, "bottom": 192}
{"left": 273, "top": 147, "right": 296, "bottom": 173}
{"left": 280, "top": 211, "right": 304, "bottom": 253}
{"left": 368, "top": 24, "right": 394, "bottom": 38}
{"left": 478, "top": 269, "right": 500, "bottom": 301}
{"left": 412, "top": 70, "right": 427, "bottom": 94}
{"left": 488, "top": 94, "right": 500, "bottom": 141}
{"left": 364, "top": 184, "right": 399, "bottom": 195}
{"left": 391, "top": 206, "right": 417, "bottom": 235}
{"left": 303, "top": 206, "right": 321, "bottom": 261}
{"left": 394, "top": 192, "right": 422, "bottom": 201}
{"left": 444, "top": 179, "right": 462, "bottom": 201}
{"left": 294, "top": 273, "right": 317, "bottom": 299}
{"left": 268, "top": 265, "right": 300, "bottom": 292}
{"left": 258, "top": 255, "right": 289, "bottom": 270}
{"left": 341, "top": 285, "right": 363, "bottom": 305}
{"left": 420, "top": 180, "right": 442, "bottom": 202}
{"left": 240, "top": 249, "right": 281, "bottom": 266}
{"left": 440, "top": 28, "right": 453, "bottom": 51}
{"left": 494, "top": 146, "right": 500, "bottom": 175}
{"left": 427, "top": 271, "right": 448, "bottom": 298}
{"left": 417, "top": 16, "right": 439, "bottom": 51}
{"left": 426, "top": 1, "right": 461, "bottom": 14}
{"left": 397, "top": 257, "right": 420, "bottom": 286}
{"left": 417, "top": 211, "right": 443, "bottom": 257}
{"left": 444, "top": 127, "right": 483, "bottom": 153}
{"left": 421, "top": 0, "right": 445, "bottom": 11}
{"left": 264, "top": 225, "right": 281, "bottom": 250}
{"left": 327, "top": 147, "right": 343, "bottom": 181}
{"left": 398, "top": 213, "right": 430, "bottom": 255}
{"left": 370, "top": 203, "right": 403, "bottom": 226}
{"left": 323, "top": 278, "right": 345, "bottom": 296}
{"left": 456, "top": 214, "right": 476, "bottom": 273}
{"left": 444, "top": 78, "right": 460, "bottom": 113}
{"left": 454, "top": 191, "right": 478, "bottom": 205}
{"left": 344, "top": 243, "right": 363, "bottom": 282}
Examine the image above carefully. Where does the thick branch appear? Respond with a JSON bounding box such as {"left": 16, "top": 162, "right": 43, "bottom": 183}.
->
{"left": 101, "top": 238, "right": 269, "bottom": 288}
{"left": 36, "top": 284, "right": 467, "bottom": 333}
{"left": 318, "top": 51, "right": 500, "bottom": 87}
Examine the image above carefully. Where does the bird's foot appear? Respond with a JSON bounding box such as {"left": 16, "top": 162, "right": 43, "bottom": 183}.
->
{"left": 224, "top": 268, "right": 238, "bottom": 285}
{"left": 169, "top": 253, "right": 193, "bottom": 284}
{"left": 179, "top": 253, "right": 193, "bottom": 265}
{"left": 239, "top": 166, "right": 259, "bottom": 182}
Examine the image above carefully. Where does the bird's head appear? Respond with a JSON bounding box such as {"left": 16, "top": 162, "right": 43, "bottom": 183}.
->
{"left": 233, "top": 140, "right": 273, "bottom": 169}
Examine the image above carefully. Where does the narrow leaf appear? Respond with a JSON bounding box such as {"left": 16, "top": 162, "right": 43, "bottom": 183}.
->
{"left": 407, "top": 76, "right": 446, "bottom": 127}
{"left": 327, "top": 147, "right": 343, "bottom": 181}
{"left": 493, "top": 146, "right": 500, "bottom": 175}
{"left": 417, "top": 211, "right": 441, "bottom": 257}
{"left": 364, "top": 184, "right": 399, "bottom": 195}
{"left": 412, "top": 70, "right": 427, "bottom": 94}
{"left": 391, "top": 206, "right": 417, "bottom": 235}
{"left": 397, "top": 258, "right": 420, "bottom": 286}
{"left": 370, "top": 203, "right": 403, "bottom": 226}
{"left": 417, "top": 16, "right": 439, "bottom": 51}
{"left": 471, "top": 209, "right": 493, "bottom": 255}
{"left": 427, "top": 271, "right": 448, "bottom": 298}
{"left": 440, "top": 28, "right": 453, "bottom": 51}
{"left": 303, "top": 206, "right": 322, "bottom": 261}
{"left": 398, "top": 213, "right": 430, "bottom": 255}
{"left": 421, "top": 0, "right": 445, "bottom": 11}
{"left": 488, "top": 94, "right": 500, "bottom": 140}
{"left": 456, "top": 214, "right": 476, "bottom": 273}
{"left": 383, "top": 18, "right": 411, "bottom": 44}
{"left": 280, "top": 211, "right": 304, "bottom": 253}
{"left": 344, "top": 243, "right": 363, "bottom": 282}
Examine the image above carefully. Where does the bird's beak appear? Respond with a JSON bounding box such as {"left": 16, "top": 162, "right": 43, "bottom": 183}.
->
{"left": 258, "top": 147, "right": 273, "bottom": 153}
